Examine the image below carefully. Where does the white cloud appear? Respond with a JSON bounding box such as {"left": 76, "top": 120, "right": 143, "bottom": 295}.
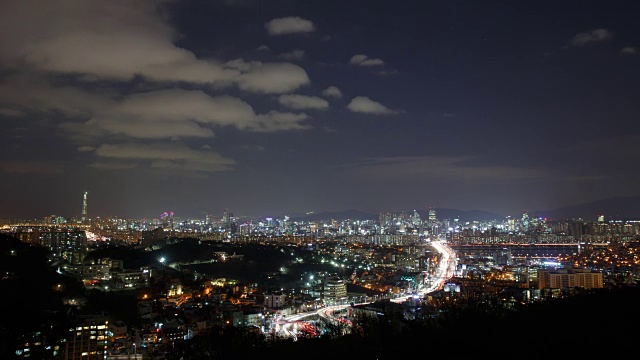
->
{"left": 76, "top": 88, "right": 312, "bottom": 140}
{"left": 0, "top": 75, "right": 114, "bottom": 118}
{"left": 621, "top": 46, "right": 638, "bottom": 54}
{"left": 350, "top": 54, "right": 368, "bottom": 65}
{"left": 0, "top": 1, "right": 319, "bottom": 176}
{"left": 322, "top": 86, "right": 342, "bottom": 98}
{"left": 347, "top": 96, "right": 397, "bottom": 115}
{"left": 256, "top": 44, "right": 271, "bottom": 52}
{"left": 278, "top": 94, "right": 329, "bottom": 110}
{"left": 350, "top": 54, "right": 384, "bottom": 66}
{"left": 0, "top": 1, "right": 309, "bottom": 94}
{"left": 570, "top": 28, "right": 613, "bottom": 46}
{"left": 360, "top": 59, "right": 385, "bottom": 66}
{"left": 0, "top": 1, "right": 233, "bottom": 83}
{"left": 253, "top": 111, "right": 311, "bottom": 132}
{"left": 0, "top": 80, "right": 312, "bottom": 148}
{"left": 265, "top": 16, "right": 316, "bottom": 35}
{"left": 279, "top": 49, "right": 305, "bottom": 60}
{"left": 226, "top": 59, "right": 310, "bottom": 94}
{"left": 94, "top": 142, "right": 236, "bottom": 173}
{"left": 86, "top": 116, "right": 215, "bottom": 139}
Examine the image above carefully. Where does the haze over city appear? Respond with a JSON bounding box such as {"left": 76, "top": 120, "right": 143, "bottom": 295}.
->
{"left": 1, "top": 0, "right": 639, "bottom": 220}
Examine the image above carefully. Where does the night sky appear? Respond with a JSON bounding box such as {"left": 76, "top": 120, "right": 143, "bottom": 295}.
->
{"left": 1, "top": 0, "right": 639, "bottom": 220}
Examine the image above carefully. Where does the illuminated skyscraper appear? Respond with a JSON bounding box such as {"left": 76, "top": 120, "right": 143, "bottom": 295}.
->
{"left": 428, "top": 208, "right": 437, "bottom": 223}
{"left": 161, "top": 211, "right": 175, "bottom": 237}
{"left": 323, "top": 275, "right": 347, "bottom": 306}
{"left": 81, "top": 191, "right": 88, "bottom": 224}
{"left": 522, "top": 211, "right": 530, "bottom": 231}
{"left": 223, "top": 208, "right": 231, "bottom": 226}
{"left": 412, "top": 210, "right": 421, "bottom": 226}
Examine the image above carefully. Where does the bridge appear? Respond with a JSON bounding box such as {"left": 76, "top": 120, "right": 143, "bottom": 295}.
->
{"left": 449, "top": 243, "right": 586, "bottom": 259}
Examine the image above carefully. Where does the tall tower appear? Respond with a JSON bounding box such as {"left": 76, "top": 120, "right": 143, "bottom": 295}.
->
{"left": 223, "top": 208, "right": 231, "bottom": 228}
{"left": 428, "top": 208, "right": 437, "bottom": 222}
{"left": 169, "top": 212, "right": 175, "bottom": 238}
{"left": 81, "top": 191, "right": 88, "bottom": 224}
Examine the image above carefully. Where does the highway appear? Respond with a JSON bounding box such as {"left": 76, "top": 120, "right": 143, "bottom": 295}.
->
{"left": 391, "top": 239, "right": 456, "bottom": 303}
{"left": 271, "top": 240, "right": 457, "bottom": 339}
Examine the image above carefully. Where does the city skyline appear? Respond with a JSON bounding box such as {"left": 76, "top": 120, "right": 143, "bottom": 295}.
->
{"left": 8, "top": 193, "right": 640, "bottom": 224}
{"left": 1, "top": 1, "right": 639, "bottom": 220}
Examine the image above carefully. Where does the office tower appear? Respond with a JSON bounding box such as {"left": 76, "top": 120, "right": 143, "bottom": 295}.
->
{"left": 223, "top": 208, "right": 232, "bottom": 227}
{"left": 81, "top": 191, "right": 88, "bottom": 224}
{"left": 160, "top": 211, "right": 175, "bottom": 237}
{"left": 521, "top": 211, "right": 530, "bottom": 231}
{"left": 412, "top": 210, "right": 421, "bottom": 226}
{"left": 323, "top": 275, "right": 347, "bottom": 306}
{"left": 428, "top": 208, "right": 437, "bottom": 223}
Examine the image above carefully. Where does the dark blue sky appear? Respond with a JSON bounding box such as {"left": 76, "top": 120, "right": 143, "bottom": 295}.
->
{"left": 0, "top": 0, "right": 638, "bottom": 220}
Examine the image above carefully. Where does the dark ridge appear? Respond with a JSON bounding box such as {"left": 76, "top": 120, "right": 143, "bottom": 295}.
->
{"left": 289, "top": 209, "right": 377, "bottom": 222}
{"left": 534, "top": 195, "right": 640, "bottom": 221}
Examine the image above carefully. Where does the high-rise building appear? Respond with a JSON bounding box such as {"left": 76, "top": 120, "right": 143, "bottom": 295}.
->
{"left": 223, "top": 208, "right": 233, "bottom": 227}
{"left": 81, "top": 191, "right": 88, "bottom": 224}
{"left": 428, "top": 208, "right": 437, "bottom": 223}
{"left": 39, "top": 230, "right": 87, "bottom": 264}
{"left": 521, "top": 211, "right": 530, "bottom": 231}
{"left": 323, "top": 275, "right": 347, "bottom": 306}
{"left": 412, "top": 210, "right": 421, "bottom": 226}
{"left": 63, "top": 313, "right": 109, "bottom": 360}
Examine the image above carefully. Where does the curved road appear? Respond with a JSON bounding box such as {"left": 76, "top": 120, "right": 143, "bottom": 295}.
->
{"left": 391, "top": 239, "right": 456, "bottom": 303}
{"left": 273, "top": 239, "right": 457, "bottom": 338}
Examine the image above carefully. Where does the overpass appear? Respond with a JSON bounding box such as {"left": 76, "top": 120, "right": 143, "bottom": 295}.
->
{"left": 449, "top": 243, "right": 584, "bottom": 259}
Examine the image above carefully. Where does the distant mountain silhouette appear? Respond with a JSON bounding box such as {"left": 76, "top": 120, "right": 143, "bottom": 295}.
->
{"left": 533, "top": 195, "right": 640, "bottom": 221}
{"left": 289, "top": 208, "right": 504, "bottom": 223}
{"left": 281, "top": 197, "right": 640, "bottom": 223}
{"left": 290, "top": 209, "right": 376, "bottom": 222}
{"left": 416, "top": 208, "right": 505, "bottom": 223}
